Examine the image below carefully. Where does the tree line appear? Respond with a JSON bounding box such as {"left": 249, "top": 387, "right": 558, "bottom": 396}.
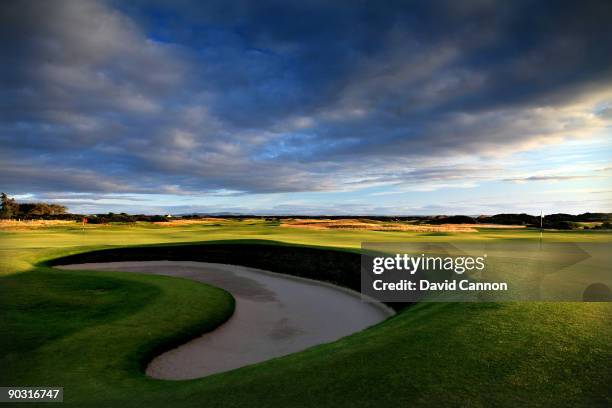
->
{"left": 1, "top": 193, "right": 67, "bottom": 219}
{"left": 0, "top": 193, "right": 169, "bottom": 223}
{"left": 2, "top": 192, "right": 610, "bottom": 229}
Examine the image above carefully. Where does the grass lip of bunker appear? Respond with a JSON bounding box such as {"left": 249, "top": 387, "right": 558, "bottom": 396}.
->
{"left": 45, "top": 240, "right": 411, "bottom": 313}
{"left": 46, "top": 242, "right": 405, "bottom": 378}
{"left": 59, "top": 260, "right": 393, "bottom": 379}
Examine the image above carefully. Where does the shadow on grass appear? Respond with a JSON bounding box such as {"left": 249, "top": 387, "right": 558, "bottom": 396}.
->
{"left": 45, "top": 240, "right": 411, "bottom": 312}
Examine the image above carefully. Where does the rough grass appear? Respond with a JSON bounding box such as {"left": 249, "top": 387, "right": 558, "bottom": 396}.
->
{"left": 0, "top": 221, "right": 610, "bottom": 407}
{"left": 280, "top": 218, "right": 526, "bottom": 232}
{"left": 0, "top": 219, "right": 78, "bottom": 230}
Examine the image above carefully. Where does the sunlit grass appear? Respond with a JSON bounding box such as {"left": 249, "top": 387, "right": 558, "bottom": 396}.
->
{"left": 0, "top": 221, "right": 610, "bottom": 407}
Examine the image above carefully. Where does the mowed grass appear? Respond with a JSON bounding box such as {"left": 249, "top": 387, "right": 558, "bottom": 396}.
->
{"left": 0, "top": 221, "right": 611, "bottom": 407}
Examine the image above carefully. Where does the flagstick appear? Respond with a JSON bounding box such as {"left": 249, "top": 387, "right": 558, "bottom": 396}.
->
{"left": 539, "top": 210, "right": 543, "bottom": 248}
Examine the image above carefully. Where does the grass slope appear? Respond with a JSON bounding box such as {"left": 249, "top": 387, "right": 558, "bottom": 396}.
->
{"left": 0, "top": 221, "right": 610, "bottom": 407}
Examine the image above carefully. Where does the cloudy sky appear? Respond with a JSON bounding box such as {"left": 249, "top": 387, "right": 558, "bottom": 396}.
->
{"left": 1, "top": 0, "right": 611, "bottom": 215}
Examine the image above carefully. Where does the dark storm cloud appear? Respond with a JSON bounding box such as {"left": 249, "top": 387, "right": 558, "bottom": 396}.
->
{"left": 1, "top": 0, "right": 611, "bottom": 196}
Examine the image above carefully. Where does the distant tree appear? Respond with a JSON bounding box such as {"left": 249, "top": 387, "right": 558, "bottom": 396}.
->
{"left": 18, "top": 202, "right": 67, "bottom": 217}
{"left": 429, "top": 215, "right": 476, "bottom": 224}
{"left": 479, "top": 213, "right": 539, "bottom": 226}
{"left": 28, "top": 203, "right": 50, "bottom": 216}
{"left": 545, "top": 220, "right": 578, "bottom": 230}
{"left": 0, "top": 193, "right": 19, "bottom": 219}
{"left": 48, "top": 204, "right": 67, "bottom": 215}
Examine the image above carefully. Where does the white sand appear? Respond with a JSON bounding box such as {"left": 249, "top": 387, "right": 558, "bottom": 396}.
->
{"left": 59, "top": 261, "right": 393, "bottom": 380}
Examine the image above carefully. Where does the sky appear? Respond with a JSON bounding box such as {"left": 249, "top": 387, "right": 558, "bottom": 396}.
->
{"left": 1, "top": 0, "right": 611, "bottom": 215}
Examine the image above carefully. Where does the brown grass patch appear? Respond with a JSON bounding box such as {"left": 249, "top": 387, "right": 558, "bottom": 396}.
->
{"left": 0, "top": 219, "right": 77, "bottom": 230}
{"left": 280, "top": 218, "right": 525, "bottom": 232}
{"left": 280, "top": 218, "right": 476, "bottom": 232}
{"left": 467, "top": 223, "right": 526, "bottom": 229}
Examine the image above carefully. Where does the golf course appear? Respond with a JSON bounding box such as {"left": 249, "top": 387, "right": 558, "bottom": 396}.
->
{"left": 3, "top": 0, "right": 612, "bottom": 406}
{"left": 1, "top": 220, "right": 610, "bottom": 407}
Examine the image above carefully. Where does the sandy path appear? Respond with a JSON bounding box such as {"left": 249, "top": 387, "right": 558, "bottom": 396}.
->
{"left": 59, "top": 261, "right": 393, "bottom": 380}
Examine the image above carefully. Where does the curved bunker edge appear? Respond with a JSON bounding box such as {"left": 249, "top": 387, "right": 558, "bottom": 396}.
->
{"left": 46, "top": 241, "right": 410, "bottom": 378}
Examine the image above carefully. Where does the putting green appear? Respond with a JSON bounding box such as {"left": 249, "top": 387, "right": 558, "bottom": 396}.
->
{"left": 0, "top": 222, "right": 610, "bottom": 407}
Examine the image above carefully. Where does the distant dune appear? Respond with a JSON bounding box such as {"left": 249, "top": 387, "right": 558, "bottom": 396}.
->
{"left": 280, "top": 218, "right": 525, "bottom": 232}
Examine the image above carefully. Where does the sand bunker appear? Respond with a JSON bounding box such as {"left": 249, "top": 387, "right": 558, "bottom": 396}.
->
{"left": 59, "top": 261, "right": 392, "bottom": 380}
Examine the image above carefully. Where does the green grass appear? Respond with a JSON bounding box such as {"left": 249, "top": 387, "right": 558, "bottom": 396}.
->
{"left": 0, "top": 222, "right": 610, "bottom": 407}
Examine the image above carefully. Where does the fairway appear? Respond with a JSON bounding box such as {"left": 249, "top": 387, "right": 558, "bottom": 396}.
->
{"left": 1, "top": 221, "right": 611, "bottom": 407}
